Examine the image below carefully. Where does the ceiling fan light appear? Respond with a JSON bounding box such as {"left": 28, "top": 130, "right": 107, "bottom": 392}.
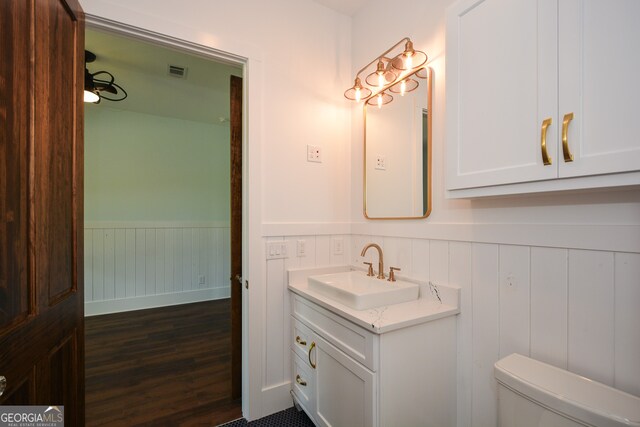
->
{"left": 84, "top": 50, "right": 127, "bottom": 103}
{"left": 84, "top": 90, "right": 99, "bottom": 103}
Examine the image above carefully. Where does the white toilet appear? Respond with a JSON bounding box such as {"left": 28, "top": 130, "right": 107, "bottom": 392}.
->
{"left": 495, "top": 353, "right": 640, "bottom": 427}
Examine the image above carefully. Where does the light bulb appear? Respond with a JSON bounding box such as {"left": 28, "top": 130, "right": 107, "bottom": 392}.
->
{"left": 377, "top": 94, "right": 383, "bottom": 109}
{"left": 84, "top": 90, "right": 99, "bottom": 103}
{"left": 405, "top": 53, "right": 413, "bottom": 69}
{"left": 400, "top": 80, "right": 407, "bottom": 96}
{"left": 378, "top": 73, "right": 385, "bottom": 88}
{"left": 355, "top": 87, "right": 361, "bottom": 102}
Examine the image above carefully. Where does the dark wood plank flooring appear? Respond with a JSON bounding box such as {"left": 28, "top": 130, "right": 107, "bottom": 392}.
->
{"left": 85, "top": 300, "right": 242, "bottom": 426}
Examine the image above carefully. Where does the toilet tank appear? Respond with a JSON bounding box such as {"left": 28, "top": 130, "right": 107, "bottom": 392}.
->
{"left": 494, "top": 353, "right": 640, "bottom": 427}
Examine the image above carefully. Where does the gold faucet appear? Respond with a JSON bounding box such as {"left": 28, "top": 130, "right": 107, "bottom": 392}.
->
{"left": 361, "top": 243, "right": 385, "bottom": 279}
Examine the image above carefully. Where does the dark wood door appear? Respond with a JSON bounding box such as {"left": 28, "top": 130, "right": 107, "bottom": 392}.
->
{"left": 229, "top": 75, "right": 242, "bottom": 400}
{"left": 0, "top": 0, "right": 85, "bottom": 425}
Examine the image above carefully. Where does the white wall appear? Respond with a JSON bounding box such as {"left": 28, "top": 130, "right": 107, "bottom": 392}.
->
{"left": 85, "top": 107, "right": 232, "bottom": 315}
{"left": 350, "top": 0, "right": 640, "bottom": 425}
{"left": 85, "top": 107, "right": 230, "bottom": 222}
{"left": 80, "top": 0, "right": 353, "bottom": 420}
{"left": 82, "top": 0, "right": 352, "bottom": 225}
{"left": 79, "top": 0, "right": 640, "bottom": 423}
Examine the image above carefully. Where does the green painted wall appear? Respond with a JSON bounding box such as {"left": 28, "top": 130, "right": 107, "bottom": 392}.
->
{"left": 85, "top": 107, "right": 230, "bottom": 222}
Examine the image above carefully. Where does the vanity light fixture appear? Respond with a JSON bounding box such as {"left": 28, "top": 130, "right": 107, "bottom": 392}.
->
{"left": 366, "top": 92, "right": 392, "bottom": 108}
{"left": 344, "top": 37, "right": 427, "bottom": 106}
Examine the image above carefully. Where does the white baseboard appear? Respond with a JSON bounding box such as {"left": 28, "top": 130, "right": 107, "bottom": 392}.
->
{"left": 259, "top": 382, "right": 294, "bottom": 420}
{"left": 85, "top": 287, "right": 230, "bottom": 316}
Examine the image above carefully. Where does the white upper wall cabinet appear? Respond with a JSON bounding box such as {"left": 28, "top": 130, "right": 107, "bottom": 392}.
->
{"left": 558, "top": 0, "right": 640, "bottom": 178}
{"left": 446, "top": 0, "right": 640, "bottom": 197}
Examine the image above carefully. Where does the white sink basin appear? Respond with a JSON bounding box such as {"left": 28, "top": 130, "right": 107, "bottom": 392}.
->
{"left": 308, "top": 270, "right": 419, "bottom": 310}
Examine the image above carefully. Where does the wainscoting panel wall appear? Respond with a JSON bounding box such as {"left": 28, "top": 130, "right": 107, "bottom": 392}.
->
{"left": 85, "top": 222, "right": 230, "bottom": 316}
{"left": 346, "top": 235, "right": 640, "bottom": 427}
{"left": 261, "top": 234, "right": 352, "bottom": 415}
{"left": 261, "top": 228, "right": 639, "bottom": 423}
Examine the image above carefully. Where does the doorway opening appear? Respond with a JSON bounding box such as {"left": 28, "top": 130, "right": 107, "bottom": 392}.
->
{"left": 82, "top": 26, "right": 244, "bottom": 426}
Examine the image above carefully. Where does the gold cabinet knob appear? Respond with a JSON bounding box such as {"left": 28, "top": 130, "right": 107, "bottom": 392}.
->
{"left": 295, "top": 375, "right": 307, "bottom": 386}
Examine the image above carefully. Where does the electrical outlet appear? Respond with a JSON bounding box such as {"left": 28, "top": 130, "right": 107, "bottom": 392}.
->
{"left": 297, "top": 240, "right": 306, "bottom": 256}
{"left": 307, "top": 145, "right": 322, "bottom": 163}
{"left": 332, "top": 237, "right": 344, "bottom": 255}
{"left": 198, "top": 275, "right": 205, "bottom": 285}
{"left": 375, "top": 155, "right": 386, "bottom": 170}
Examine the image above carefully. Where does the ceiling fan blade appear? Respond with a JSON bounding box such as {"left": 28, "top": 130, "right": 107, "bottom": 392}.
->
{"left": 95, "top": 84, "right": 118, "bottom": 95}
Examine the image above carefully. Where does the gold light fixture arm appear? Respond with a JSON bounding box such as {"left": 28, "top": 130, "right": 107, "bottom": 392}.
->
{"left": 353, "top": 37, "right": 411, "bottom": 78}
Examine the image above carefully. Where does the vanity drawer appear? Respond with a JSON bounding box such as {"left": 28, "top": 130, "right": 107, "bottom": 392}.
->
{"left": 292, "top": 317, "right": 314, "bottom": 365}
{"left": 292, "top": 294, "right": 378, "bottom": 371}
{"left": 291, "top": 350, "right": 315, "bottom": 417}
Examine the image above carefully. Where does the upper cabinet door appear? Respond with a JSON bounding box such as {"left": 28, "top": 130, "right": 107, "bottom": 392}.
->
{"left": 446, "top": 0, "right": 558, "bottom": 190}
{"left": 558, "top": 0, "right": 640, "bottom": 178}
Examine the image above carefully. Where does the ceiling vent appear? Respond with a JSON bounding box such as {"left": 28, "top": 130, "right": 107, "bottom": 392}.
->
{"left": 167, "top": 64, "right": 188, "bottom": 79}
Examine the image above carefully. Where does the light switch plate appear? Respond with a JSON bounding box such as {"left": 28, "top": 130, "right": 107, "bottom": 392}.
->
{"left": 266, "top": 241, "right": 288, "bottom": 260}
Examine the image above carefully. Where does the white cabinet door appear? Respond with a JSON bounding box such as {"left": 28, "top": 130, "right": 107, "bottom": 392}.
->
{"left": 558, "top": 0, "right": 640, "bottom": 178}
{"left": 313, "top": 335, "right": 376, "bottom": 427}
{"left": 446, "top": 0, "right": 558, "bottom": 189}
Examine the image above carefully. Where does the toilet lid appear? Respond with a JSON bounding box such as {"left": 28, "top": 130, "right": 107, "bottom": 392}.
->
{"left": 494, "top": 353, "right": 640, "bottom": 427}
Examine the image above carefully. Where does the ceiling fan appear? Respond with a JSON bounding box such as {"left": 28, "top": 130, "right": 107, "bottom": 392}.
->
{"left": 84, "top": 50, "right": 128, "bottom": 103}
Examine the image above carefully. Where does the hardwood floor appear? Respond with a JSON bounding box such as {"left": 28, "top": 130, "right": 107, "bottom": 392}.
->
{"left": 85, "top": 300, "right": 242, "bottom": 426}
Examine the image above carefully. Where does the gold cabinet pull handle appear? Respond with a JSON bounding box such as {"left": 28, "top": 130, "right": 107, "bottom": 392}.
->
{"left": 541, "top": 118, "right": 552, "bottom": 165}
{"left": 562, "top": 112, "right": 574, "bottom": 162}
{"left": 296, "top": 336, "right": 307, "bottom": 346}
{"left": 308, "top": 341, "right": 316, "bottom": 369}
{"left": 295, "top": 375, "right": 307, "bottom": 386}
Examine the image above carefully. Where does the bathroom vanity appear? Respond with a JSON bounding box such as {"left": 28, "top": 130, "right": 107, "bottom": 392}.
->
{"left": 288, "top": 266, "right": 460, "bottom": 427}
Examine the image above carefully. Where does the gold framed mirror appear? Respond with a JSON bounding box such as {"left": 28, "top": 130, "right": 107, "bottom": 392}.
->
{"left": 364, "top": 67, "right": 432, "bottom": 219}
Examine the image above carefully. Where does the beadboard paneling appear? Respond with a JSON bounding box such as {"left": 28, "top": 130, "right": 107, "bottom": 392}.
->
{"left": 264, "top": 231, "right": 639, "bottom": 424}
{"left": 614, "top": 252, "right": 640, "bottom": 396}
{"left": 85, "top": 224, "right": 230, "bottom": 316}
{"left": 530, "top": 247, "right": 568, "bottom": 369}
{"left": 568, "top": 250, "right": 615, "bottom": 385}
{"left": 263, "top": 234, "right": 351, "bottom": 392}
{"left": 470, "top": 243, "right": 499, "bottom": 427}
{"left": 345, "top": 235, "right": 640, "bottom": 426}
{"left": 498, "top": 245, "right": 530, "bottom": 359}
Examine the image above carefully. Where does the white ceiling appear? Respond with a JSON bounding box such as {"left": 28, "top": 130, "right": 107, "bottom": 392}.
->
{"left": 312, "top": 0, "right": 370, "bottom": 16}
{"left": 85, "top": 28, "right": 242, "bottom": 125}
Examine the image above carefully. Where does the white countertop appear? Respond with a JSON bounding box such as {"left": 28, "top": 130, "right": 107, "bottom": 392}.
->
{"left": 288, "top": 266, "right": 460, "bottom": 334}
